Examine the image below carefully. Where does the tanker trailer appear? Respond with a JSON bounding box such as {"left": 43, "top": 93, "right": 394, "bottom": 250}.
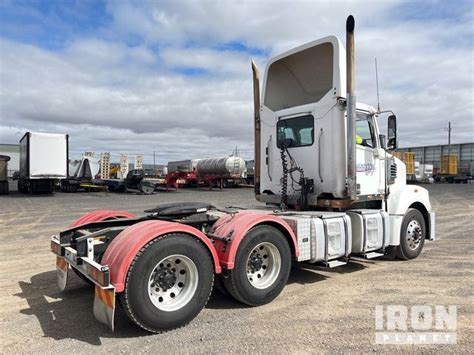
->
{"left": 196, "top": 155, "right": 246, "bottom": 188}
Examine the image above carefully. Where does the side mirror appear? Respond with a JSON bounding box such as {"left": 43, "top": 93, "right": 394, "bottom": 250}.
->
{"left": 379, "top": 134, "right": 386, "bottom": 149}
{"left": 387, "top": 114, "right": 398, "bottom": 150}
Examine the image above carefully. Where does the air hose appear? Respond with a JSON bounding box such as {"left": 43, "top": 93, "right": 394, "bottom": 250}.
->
{"left": 280, "top": 147, "right": 306, "bottom": 210}
{"left": 280, "top": 147, "right": 289, "bottom": 210}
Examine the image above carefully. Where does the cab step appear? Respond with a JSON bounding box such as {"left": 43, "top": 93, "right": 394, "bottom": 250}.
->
{"left": 325, "top": 259, "right": 348, "bottom": 268}
{"left": 363, "top": 251, "right": 385, "bottom": 259}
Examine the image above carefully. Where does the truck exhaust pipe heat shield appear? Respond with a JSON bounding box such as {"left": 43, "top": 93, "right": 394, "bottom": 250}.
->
{"left": 346, "top": 15, "right": 357, "bottom": 200}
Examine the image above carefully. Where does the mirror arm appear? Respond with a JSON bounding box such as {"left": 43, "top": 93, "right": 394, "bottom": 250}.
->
{"left": 377, "top": 109, "right": 396, "bottom": 116}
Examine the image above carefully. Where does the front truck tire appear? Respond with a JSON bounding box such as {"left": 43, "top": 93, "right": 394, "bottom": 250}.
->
{"left": 397, "top": 208, "right": 426, "bottom": 260}
{"left": 222, "top": 225, "right": 291, "bottom": 306}
{"left": 119, "top": 233, "right": 214, "bottom": 333}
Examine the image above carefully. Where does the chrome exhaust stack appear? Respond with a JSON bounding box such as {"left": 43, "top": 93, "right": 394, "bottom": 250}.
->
{"left": 346, "top": 15, "right": 357, "bottom": 200}
{"left": 252, "top": 60, "right": 261, "bottom": 195}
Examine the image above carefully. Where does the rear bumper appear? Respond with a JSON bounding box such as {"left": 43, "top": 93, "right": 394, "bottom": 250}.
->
{"left": 51, "top": 235, "right": 117, "bottom": 331}
{"left": 51, "top": 236, "right": 113, "bottom": 289}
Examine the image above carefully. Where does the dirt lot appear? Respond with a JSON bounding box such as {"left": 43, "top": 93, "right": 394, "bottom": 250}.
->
{"left": 0, "top": 183, "right": 472, "bottom": 353}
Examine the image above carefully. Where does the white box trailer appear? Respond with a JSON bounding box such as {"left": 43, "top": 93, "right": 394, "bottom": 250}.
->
{"left": 19, "top": 132, "right": 68, "bottom": 194}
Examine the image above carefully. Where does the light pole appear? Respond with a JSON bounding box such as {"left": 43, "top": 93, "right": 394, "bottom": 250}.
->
{"left": 444, "top": 121, "right": 451, "bottom": 156}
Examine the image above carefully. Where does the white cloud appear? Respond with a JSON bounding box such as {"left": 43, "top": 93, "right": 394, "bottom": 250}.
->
{"left": 0, "top": 0, "right": 473, "bottom": 165}
{"left": 160, "top": 47, "right": 251, "bottom": 76}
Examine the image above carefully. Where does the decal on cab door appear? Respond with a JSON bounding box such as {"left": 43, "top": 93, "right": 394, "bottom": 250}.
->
{"left": 357, "top": 163, "right": 376, "bottom": 172}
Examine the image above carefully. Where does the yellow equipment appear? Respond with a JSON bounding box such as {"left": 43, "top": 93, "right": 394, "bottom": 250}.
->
{"left": 404, "top": 152, "right": 415, "bottom": 175}
{"left": 393, "top": 152, "right": 415, "bottom": 175}
{"left": 440, "top": 154, "right": 457, "bottom": 175}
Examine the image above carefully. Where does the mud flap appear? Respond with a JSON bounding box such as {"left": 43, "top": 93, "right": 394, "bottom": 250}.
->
{"left": 93, "top": 286, "right": 116, "bottom": 331}
{"left": 56, "top": 256, "right": 68, "bottom": 291}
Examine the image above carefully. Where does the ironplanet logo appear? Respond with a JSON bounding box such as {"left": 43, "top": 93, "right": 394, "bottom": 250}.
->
{"left": 375, "top": 305, "right": 457, "bottom": 344}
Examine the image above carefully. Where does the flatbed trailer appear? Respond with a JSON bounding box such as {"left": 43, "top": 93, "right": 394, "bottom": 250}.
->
{"left": 165, "top": 171, "right": 243, "bottom": 191}
{"left": 92, "top": 170, "right": 157, "bottom": 194}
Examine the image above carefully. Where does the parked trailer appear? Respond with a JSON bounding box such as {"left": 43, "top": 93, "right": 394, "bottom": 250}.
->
{"left": 19, "top": 132, "right": 68, "bottom": 194}
{"left": 196, "top": 155, "right": 246, "bottom": 189}
{"left": 167, "top": 159, "right": 201, "bottom": 174}
{"left": 61, "top": 154, "right": 101, "bottom": 192}
{"left": 165, "top": 159, "right": 200, "bottom": 189}
{"left": 51, "top": 16, "right": 435, "bottom": 333}
{"left": 0, "top": 155, "right": 10, "bottom": 194}
{"left": 196, "top": 156, "right": 245, "bottom": 176}
{"left": 166, "top": 156, "right": 246, "bottom": 190}
{"left": 244, "top": 160, "right": 255, "bottom": 185}
{"left": 93, "top": 169, "right": 156, "bottom": 194}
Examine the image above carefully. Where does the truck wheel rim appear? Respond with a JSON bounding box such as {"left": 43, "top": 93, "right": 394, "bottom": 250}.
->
{"left": 246, "top": 242, "right": 281, "bottom": 290}
{"left": 406, "top": 220, "right": 422, "bottom": 250}
{"left": 148, "top": 254, "right": 198, "bottom": 312}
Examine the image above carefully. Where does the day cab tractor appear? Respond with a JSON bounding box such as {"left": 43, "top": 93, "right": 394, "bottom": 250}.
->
{"left": 51, "top": 16, "right": 435, "bottom": 333}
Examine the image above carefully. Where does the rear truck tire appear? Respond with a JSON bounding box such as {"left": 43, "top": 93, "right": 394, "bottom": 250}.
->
{"left": 29, "top": 180, "right": 35, "bottom": 194}
{"left": 18, "top": 180, "right": 25, "bottom": 193}
{"left": 0, "top": 181, "right": 8, "bottom": 195}
{"left": 397, "top": 208, "right": 426, "bottom": 260}
{"left": 62, "top": 181, "right": 78, "bottom": 193}
{"left": 119, "top": 233, "right": 214, "bottom": 333}
{"left": 221, "top": 225, "right": 291, "bottom": 306}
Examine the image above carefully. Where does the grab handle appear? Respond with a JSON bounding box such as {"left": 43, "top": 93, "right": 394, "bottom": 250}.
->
{"left": 267, "top": 135, "right": 272, "bottom": 181}
{"left": 318, "top": 128, "right": 323, "bottom": 183}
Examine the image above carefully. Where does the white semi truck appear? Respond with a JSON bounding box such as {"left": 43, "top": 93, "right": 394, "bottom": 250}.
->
{"left": 51, "top": 16, "right": 435, "bottom": 333}
{"left": 414, "top": 162, "right": 434, "bottom": 183}
{"left": 19, "top": 132, "right": 68, "bottom": 194}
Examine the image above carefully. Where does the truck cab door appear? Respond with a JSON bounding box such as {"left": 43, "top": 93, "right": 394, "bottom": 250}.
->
{"left": 355, "top": 114, "right": 383, "bottom": 196}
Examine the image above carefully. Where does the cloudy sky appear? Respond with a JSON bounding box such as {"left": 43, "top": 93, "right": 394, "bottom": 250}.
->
{"left": 0, "top": 0, "right": 473, "bottom": 163}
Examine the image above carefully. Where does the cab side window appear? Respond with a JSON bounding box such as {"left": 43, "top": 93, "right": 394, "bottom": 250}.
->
{"left": 356, "top": 117, "right": 376, "bottom": 148}
{"left": 277, "top": 115, "right": 314, "bottom": 148}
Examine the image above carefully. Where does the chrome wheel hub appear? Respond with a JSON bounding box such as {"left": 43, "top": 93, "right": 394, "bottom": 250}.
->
{"left": 246, "top": 242, "right": 281, "bottom": 289}
{"left": 148, "top": 254, "right": 198, "bottom": 312}
{"left": 406, "top": 220, "right": 422, "bottom": 250}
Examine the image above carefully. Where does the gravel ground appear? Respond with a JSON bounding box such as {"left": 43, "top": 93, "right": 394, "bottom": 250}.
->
{"left": 0, "top": 183, "right": 472, "bottom": 353}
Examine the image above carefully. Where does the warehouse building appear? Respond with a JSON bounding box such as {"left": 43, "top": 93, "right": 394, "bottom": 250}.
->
{"left": 397, "top": 142, "right": 473, "bottom": 174}
{"left": 0, "top": 144, "right": 20, "bottom": 177}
